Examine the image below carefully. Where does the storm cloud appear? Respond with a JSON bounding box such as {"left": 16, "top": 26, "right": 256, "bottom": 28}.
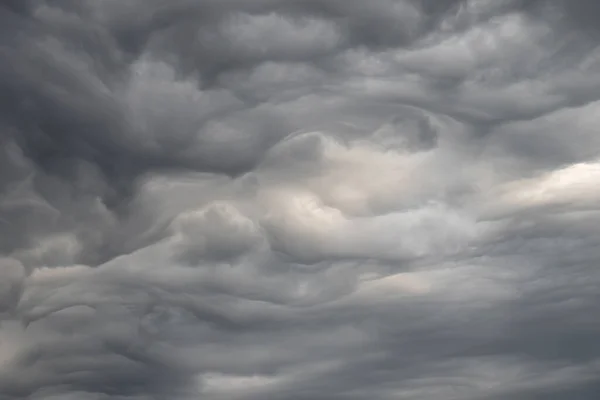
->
{"left": 1, "top": 0, "right": 600, "bottom": 399}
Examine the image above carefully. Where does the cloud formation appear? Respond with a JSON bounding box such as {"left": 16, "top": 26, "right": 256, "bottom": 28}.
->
{"left": 1, "top": 1, "right": 600, "bottom": 399}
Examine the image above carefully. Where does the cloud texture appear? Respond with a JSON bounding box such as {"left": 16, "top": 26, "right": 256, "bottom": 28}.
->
{"left": 1, "top": 0, "right": 600, "bottom": 399}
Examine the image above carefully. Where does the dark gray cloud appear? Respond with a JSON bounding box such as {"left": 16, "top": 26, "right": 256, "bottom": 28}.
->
{"left": 1, "top": 0, "right": 600, "bottom": 399}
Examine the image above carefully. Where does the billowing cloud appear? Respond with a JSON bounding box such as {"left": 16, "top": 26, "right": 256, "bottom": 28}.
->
{"left": 1, "top": 1, "right": 600, "bottom": 399}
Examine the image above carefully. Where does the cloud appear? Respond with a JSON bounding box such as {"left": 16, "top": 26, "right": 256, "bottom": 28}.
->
{"left": 1, "top": 0, "right": 600, "bottom": 399}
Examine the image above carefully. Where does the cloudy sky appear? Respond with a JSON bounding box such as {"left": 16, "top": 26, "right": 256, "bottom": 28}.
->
{"left": 1, "top": 0, "right": 600, "bottom": 399}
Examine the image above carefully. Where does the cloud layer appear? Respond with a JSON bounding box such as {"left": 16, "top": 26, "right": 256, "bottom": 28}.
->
{"left": 1, "top": 1, "right": 600, "bottom": 399}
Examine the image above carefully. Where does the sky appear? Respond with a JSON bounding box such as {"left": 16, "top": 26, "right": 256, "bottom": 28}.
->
{"left": 1, "top": 0, "right": 600, "bottom": 399}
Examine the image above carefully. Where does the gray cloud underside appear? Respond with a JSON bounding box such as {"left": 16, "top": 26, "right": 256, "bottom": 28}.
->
{"left": 1, "top": 0, "right": 600, "bottom": 399}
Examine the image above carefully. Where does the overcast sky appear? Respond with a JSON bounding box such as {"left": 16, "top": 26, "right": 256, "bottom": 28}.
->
{"left": 1, "top": 1, "right": 600, "bottom": 399}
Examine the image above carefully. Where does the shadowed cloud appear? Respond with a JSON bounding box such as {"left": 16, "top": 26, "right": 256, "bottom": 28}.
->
{"left": 1, "top": 1, "right": 600, "bottom": 399}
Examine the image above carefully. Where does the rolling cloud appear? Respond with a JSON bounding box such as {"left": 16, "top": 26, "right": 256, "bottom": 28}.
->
{"left": 1, "top": 1, "right": 600, "bottom": 399}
